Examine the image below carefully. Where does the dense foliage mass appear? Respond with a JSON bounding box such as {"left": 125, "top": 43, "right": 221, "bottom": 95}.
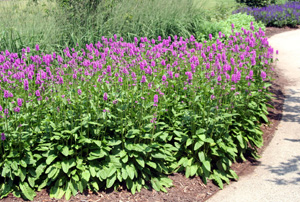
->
{"left": 234, "top": 1, "right": 300, "bottom": 27}
{"left": 236, "top": 0, "right": 277, "bottom": 8}
{"left": 196, "top": 13, "right": 266, "bottom": 41}
{"left": 0, "top": 24, "right": 275, "bottom": 200}
{"left": 0, "top": 0, "right": 212, "bottom": 55}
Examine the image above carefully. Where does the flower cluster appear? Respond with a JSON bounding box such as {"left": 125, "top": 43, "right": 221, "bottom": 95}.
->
{"left": 233, "top": 2, "right": 300, "bottom": 27}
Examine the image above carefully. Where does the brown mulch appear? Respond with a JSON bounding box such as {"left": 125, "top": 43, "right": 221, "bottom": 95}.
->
{"left": 2, "top": 26, "right": 295, "bottom": 202}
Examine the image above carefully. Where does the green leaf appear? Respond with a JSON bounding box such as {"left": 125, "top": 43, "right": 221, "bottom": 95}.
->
{"left": 82, "top": 170, "right": 90, "bottom": 182}
{"left": 126, "top": 165, "right": 135, "bottom": 180}
{"left": 46, "top": 154, "right": 57, "bottom": 165}
{"left": 121, "top": 167, "right": 128, "bottom": 180}
{"left": 186, "top": 138, "right": 193, "bottom": 147}
{"left": 89, "top": 166, "right": 96, "bottom": 177}
{"left": 0, "top": 180, "right": 12, "bottom": 199}
{"left": 62, "top": 160, "right": 70, "bottom": 174}
{"left": 11, "top": 161, "right": 18, "bottom": 171}
{"left": 194, "top": 141, "right": 204, "bottom": 150}
{"left": 36, "top": 163, "right": 47, "bottom": 178}
{"left": 229, "top": 169, "right": 238, "bottom": 180}
{"left": 203, "top": 160, "right": 211, "bottom": 172}
{"left": 151, "top": 178, "right": 161, "bottom": 191}
{"left": 198, "top": 151, "right": 205, "bottom": 162}
{"left": 146, "top": 161, "right": 157, "bottom": 169}
{"left": 65, "top": 189, "right": 72, "bottom": 201}
{"left": 106, "top": 174, "right": 117, "bottom": 188}
{"left": 211, "top": 171, "right": 223, "bottom": 189}
{"left": 91, "top": 181, "right": 99, "bottom": 190}
{"left": 61, "top": 146, "right": 70, "bottom": 156}
{"left": 260, "top": 113, "right": 269, "bottom": 123}
{"left": 136, "top": 156, "right": 145, "bottom": 167}
{"left": 19, "top": 167, "right": 26, "bottom": 182}
{"left": 28, "top": 176, "right": 35, "bottom": 188}
{"left": 107, "top": 166, "right": 117, "bottom": 178}
{"left": 20, "top": 160, "right": 27, "bottom": 168}
{"left": 190, "top": 165, "right": 198, "bottom": 177}
{"left": 19, "top": 182, "right": 36, "bottom": 201}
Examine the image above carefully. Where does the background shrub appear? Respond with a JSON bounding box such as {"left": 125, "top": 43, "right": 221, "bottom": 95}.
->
{"left": 235, "top": 0, "right": 277, "bottom": 7}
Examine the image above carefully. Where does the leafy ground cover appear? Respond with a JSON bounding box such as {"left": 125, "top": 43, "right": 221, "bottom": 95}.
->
{"left": 0, "top": 23, "right": 276, "bottom": 200}
{"left": 234, "top": 1, "right": 300, "bottom": 27}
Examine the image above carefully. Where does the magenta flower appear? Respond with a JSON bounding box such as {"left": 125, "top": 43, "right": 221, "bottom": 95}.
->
{"left": 3, "top": 90, "right": 9, "bottom": 99}
{"left": 162, "top": 75, "right": 167, "bottom": 82}
{"left": 153, "top": 94, "right": 158, "bottom": 106}
{"left": 103, "top": 92, "right": 108, "bottom": 101}
{"left": 1, "top": 133, "right": 5, "bottom": 141}
{"left": 17, "top": 98, "right": 23, "bottom": 107}
{"left": 0, "top": 105, "right": 2, "bottom": 111}
{"left": 24, "top": 79, "right": 29, "bottom": 91}
{"left": 78, "top": 89, "right": 82, "bottom": 95}
{"left": 35, "top": 90, "right": 40, "bottom": 97}
{"left": 35, "top": 44, "right": 40, "bottom": 51}
{"left": 14, "top": 107, "right": 20, "bottom": 113}
{"left": 261, "top": 71, "right": 267, "bottom": 79}
{"left": 141, "top": 75, "right": 147, "bottom": 83}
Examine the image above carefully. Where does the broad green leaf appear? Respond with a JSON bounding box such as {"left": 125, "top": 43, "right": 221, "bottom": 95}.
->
{"left": 89, "top": 166, "right": 96, "bottom": 177}
{"left": 150, "top": 178, "right": 161, "bottom": 191}
{"left": 136, "top": 156, "right": 145, "bottom": 167}
{"left": 28, "top": 176, "right": 35, "bottom": 188}
{"left": 46, "top": 154, "right": 57, "bottom": 165}
{"left": 19, "top": 167, "right": 26, "bottom": 182}
{"left": 61, "top": 146, "right": 69, "bottom": 156}
{"left": 106, "top": 174, "right": 116, "bottom": 188}
{"left": 146, "top": 161, "right": 157, "bottom": 169}
{"left": 121, "top": 167, "right": 128, "bottom": 180}
{"left": 62, "top": 160, "right": 70, "bottom": 174}
{"left": 126, "top": 165, "right": 135, "bottom": 180}
{"left": 194, "top": 141, "right": 204, "bottom": 150}
{"left": 107, "top": 166, "right": 117, "bottom": 178}
{"left": 82, "top": 170, "right": 90, "bottom": 182}
{"left": 203, "top": 160, "right": 211, "bottom": 172}
{"left": 198, "top": 151, "right": 205, "bottom": 163}
{"left": 190, "top": 165, "right": 198, "bottom": 177}
{"left": 65, "top": 189, "right": 72, "bottom": 201}
{"left": 91, "top": 181, "right": 99, "bottom": 190}
{"left": 19, "top": 182, "right": 36, "bottom": 201}
{"left": 0, "top": 180, "right": 12, "bottom": 199}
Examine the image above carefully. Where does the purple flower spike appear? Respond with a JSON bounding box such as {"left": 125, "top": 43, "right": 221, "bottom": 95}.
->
{"left": 153, "top": 94, "right": 158, "bottom": 106}
{"left": 78, "top": 89, "right": 82, "bottom": 95}
{"left": 17, "top": 98, "right": 23, "bottom": 107}
{"left": 103, "top": 92, "right": 108, "bottom": 101}
{"left": 0, "top": 105, "right": 2, "bottom": 111}
{"left": 261, "top": 71, "right": 267, "bottom": 79}
{"left": 24, "top": 79, "right": 29, "bottom": 91}
{"left": 141, "top": 75, "right": 147, "bottom": 83}
{"left": 35, "top": 44, "right": 40, "bottom": 51}
{"left": 14, "top": 107, "right": 20, "bottom": 113}
{"left": 1, "top": 133, "right": 5, "bottom": 141}
{"left": 162, "top": 75, "right": 167, "bottom": 82}
{"left": 35, "top": 90, "right": 40, "bottom": 97}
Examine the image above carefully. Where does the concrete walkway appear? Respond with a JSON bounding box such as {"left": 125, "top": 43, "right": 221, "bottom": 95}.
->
{"left": 207, "top": 30, "right": 300, "bottom": 202}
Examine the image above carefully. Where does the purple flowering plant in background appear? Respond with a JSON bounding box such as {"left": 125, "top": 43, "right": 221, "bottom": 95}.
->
{"left": 234, "top": 2, "right": 300, "bottom": 27}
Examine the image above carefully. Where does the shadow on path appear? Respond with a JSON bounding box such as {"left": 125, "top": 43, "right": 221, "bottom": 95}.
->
{"left": 265, "top": 156, "right": 300, "bottom": 185}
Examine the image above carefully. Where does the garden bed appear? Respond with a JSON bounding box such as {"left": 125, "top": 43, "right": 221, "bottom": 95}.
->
{"left": 0, "top": 26, "right": 292, "bottom": 202}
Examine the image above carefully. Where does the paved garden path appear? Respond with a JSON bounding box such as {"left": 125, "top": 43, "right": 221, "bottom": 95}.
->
{"left": 207, "top": 30, "right": 300, "bottom": 202}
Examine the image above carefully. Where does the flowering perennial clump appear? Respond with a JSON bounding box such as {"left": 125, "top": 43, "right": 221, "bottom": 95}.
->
{"left": 234, "top": 2, "right": 300, "bottom": 27}
{"left": 0, "top": 25, "right": 276, "bottom": 200}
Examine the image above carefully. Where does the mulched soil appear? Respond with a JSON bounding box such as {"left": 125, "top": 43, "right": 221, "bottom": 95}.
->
{"left": 2, "top": 26, "right": 296, "bottom": 202}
